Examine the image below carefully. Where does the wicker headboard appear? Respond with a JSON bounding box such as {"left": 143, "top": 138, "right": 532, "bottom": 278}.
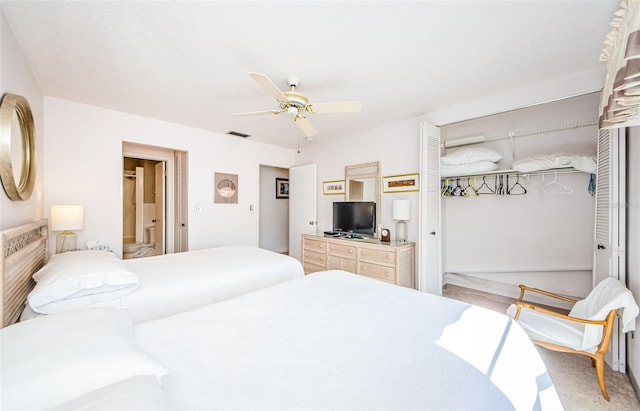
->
{"left": 0, "top": 219, "right": 48, "bottom": 327}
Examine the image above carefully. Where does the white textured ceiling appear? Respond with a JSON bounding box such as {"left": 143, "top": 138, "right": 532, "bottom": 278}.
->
{"left": 2, "top": 1, "right": 617, "bottom": 149}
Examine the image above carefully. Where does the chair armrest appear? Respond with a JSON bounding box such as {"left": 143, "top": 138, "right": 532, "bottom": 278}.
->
{"left": 515, "top": 302, "right": 610, "bottom": 326}
{"left": 517, "top": 284, "right": 579, "bottom": 304}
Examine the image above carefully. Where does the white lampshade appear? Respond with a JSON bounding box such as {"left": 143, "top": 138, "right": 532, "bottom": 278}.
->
{"left": 392, "top": 200, "right": 410, "bottom": 221}
{"left": 50, "top": 205, "right": 84, "bottom": 231}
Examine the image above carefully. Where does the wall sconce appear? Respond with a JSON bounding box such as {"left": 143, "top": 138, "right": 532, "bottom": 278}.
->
{"left": 50, "top": 205, "right": 84, "bottom": 253}
{"left": 392, "top": 199, "right": 410, "bottom": 243}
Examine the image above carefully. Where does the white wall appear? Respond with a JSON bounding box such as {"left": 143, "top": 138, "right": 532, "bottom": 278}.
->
{"left": 0, "top": 10, "right": 44, "bottom": 230}
{"left": 259, "top": 165, "right": 288, "bottom": 253}
{"left": 626, "top": 127, "right": 640, "bottom": 391}
{"left": 441, "top": 93, "right": 598, "bottom": 297}
{"left": 298, "top": 117, "right": 422, "bottom": 242}
{"left": 43, "top": 97, "right": 297, "bottom": 257}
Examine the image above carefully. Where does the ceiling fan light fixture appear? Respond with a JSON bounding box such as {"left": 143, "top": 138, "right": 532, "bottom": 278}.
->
{"left": 238, "top": 72, "right": 361, "bottom": 138}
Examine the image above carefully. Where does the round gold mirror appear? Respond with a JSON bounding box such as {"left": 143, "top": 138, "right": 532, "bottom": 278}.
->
{"left": 0, "top": 93, "right": 36, "bottom": 201}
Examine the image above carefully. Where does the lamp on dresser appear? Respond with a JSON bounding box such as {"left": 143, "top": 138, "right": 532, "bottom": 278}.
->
{"left": 392, "top": 199, "right": 410, "bottom": 243}
{"left": 50, "top": 205, "right": 84, "bottom": 253}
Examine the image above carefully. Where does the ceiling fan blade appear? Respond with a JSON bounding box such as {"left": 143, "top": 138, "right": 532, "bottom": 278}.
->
{"left": 248, "top": 72, "right": 289, "bottom": 104}
{"left": 306, "top": 101, "right": 361, "bottom": 113}
{"left": 294, "top": 116, "right": 318, "bottom": 137}
{"left": 232, "top": 109, "right": 282, "bottom": 116}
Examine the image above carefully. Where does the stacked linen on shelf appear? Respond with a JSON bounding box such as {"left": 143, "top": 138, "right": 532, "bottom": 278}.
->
{"left": 512, "top": 153, "right": 597, "bottom": 173}
{"left": 440, "top": 147, "right": 503, "bottom": 177}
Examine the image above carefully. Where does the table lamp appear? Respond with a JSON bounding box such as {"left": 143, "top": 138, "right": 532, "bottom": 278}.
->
{"left": 392, "top": 200, "right": 410, "bottom": 243}
{"left": 51, "top": 205, "right": 84, "bottom": 253}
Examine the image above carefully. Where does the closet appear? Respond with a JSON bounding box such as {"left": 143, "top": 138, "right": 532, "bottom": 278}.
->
{"left": 437, "top": 92, "right": 600, "bottom": 299}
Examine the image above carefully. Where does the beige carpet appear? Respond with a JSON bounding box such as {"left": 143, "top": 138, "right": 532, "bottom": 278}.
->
{"left": 443, "top": 284, "right": 640, "bottom": 410}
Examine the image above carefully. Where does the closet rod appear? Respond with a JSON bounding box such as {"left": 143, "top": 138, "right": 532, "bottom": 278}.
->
{"left": 440, "top": 166, "right": 585, "bottom": 180}
{"left": 437, "top": 89, "right": 602, "bottom": 127}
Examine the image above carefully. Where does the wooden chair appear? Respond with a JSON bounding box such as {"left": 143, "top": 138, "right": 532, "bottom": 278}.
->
{"left": 509, "top": 278, "right": 638, "bottom": 401}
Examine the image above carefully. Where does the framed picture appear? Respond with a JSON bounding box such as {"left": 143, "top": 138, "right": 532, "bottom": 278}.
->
{"left": 276, "top": 178, "right": 289, "bottom": 199}
{"left": 323, "top": 180, "right": 345, "bottom": 195}
{"left": 383, "top": 173, "right": 419, "bottom": 193}
{"left": 214, "top": 172, "right": 238, "bottom": 204}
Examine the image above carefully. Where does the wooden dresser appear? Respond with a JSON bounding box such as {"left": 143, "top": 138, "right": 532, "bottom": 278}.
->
{"left": 301, "top": 234, "right": 415, "bottom": 288}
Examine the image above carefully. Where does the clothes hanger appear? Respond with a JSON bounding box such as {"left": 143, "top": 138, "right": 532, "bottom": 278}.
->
{"left": 442, "top": 178, "right": 452, "bottom": 197}
{"left": 463, "top": 176, "right": 479, "bottom": 196}
{"left": 476, "top": 176, "right": 495, "bottom": 194}
{"left": 495, "top": 174, "right": 505, "bottom": 195}
{"left": 542, "top": 172, "right": 573, "bottom": 194}
{"left": 452, "top": 178, "right": 463, "bottom": 196}
{"left": 507, "top": 174, "right": 527, "bottom": 195}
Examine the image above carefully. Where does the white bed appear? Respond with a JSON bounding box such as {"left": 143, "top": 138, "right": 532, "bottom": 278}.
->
{"left": 0, "top": 220, "right": 563, "bottom": 410}
{"left": 22, "top": 245, "right": 304, "bottom": 323}
{"left": 5, "top": 220, "right": 303, "bottom": 324}
{"left": 116, "top": 246, "right": 304, "bottom": 322}
{"left": 133, "top": 270, "right": 562, "bottom": 410}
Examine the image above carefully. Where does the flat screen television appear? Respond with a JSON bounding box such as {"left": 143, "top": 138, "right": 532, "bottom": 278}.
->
{"left": 332, "top": 201, "right": 376, "bottom": 237}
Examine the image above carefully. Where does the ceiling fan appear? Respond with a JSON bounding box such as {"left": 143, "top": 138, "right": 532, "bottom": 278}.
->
{"left": 232, "top": 72, "right": 361, "bottom": 138}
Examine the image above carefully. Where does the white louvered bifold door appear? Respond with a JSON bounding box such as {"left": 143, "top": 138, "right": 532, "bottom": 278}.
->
{"left": 593, "top": 127, "right": 626, "bottom": 372}
{"left": 419, "top": 122, "right": 442, "bottom": 294}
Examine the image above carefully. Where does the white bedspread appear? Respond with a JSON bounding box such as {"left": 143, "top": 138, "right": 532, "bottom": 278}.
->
{"left": 118, "top": 246, "right": 304, "bottom": 323}
{"left": 136, "top": 270, "right": 562, "bottom": 410}
{"left": 21, "top": 246, "right": 303, "bottom": 323}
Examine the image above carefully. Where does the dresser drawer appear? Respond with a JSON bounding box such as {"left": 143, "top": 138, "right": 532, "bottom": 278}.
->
{"left": 328, "top": 255, "right": 357, "bottom": 272}
{"left": 358, "top": 262, "right": 395, "bottom": 282}
{"left": 303, "top": 249, "right": 326, "bottom": 266}
{"left": 327, "top": 243, "right": 356, "bottom": 259}
{"left": 303, "top": 262, "right": 326, "bottom": 274}
{"left": 358, "top": 247, "right": 395, "bottom": 267}
{"left": 303, "top": 237, "right": 327, "bottom": 253}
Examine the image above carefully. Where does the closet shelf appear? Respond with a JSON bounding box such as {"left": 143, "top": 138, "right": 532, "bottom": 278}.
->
{"left": 440, "top": 166, "right": 584, "bottom": 180}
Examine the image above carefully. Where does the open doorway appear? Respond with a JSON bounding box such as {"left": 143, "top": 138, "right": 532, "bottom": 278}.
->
{"left": 259, "top": 165, "right": 289, "bottom": 254}
{"left": 123, "top": 157, "right": 164, "bottom": 259}
{"left": 123, "top": 142, "right": 189, "bottom": 258}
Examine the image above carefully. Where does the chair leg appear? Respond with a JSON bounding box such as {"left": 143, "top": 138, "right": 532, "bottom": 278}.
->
{"left": 594, "top": 356, "right": 610, "bottom": 401}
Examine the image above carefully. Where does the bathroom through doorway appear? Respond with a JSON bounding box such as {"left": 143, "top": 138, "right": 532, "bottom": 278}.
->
{"left": 122, "top": 142, "right": 189, "bottom": 259}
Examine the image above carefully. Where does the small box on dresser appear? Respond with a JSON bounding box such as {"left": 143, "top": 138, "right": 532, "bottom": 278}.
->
{"left": 301, "top": 234, "right": 415, "bottom": 288}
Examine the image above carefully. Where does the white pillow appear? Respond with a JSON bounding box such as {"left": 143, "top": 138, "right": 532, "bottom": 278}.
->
{"left": 441, "top": 161, "right": 499, "bottom": 177}
{"left": 28, "top": 250, "right": 139, "bottom": 314}
{"left": 441, "top": 147, "right": 503, "bottom": 165}
{"left": 0, "top": 308, "right": 167, "bottom": 410}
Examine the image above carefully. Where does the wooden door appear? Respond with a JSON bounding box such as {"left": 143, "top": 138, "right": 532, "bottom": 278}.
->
{"left": 289, "top": 164, "right": 317, "bottom": 261}
{"left": 419, "top": 122, "right": 442, "bottom": 294}
{"left": 594, "top": 127, "right": 627, "bottom": 372}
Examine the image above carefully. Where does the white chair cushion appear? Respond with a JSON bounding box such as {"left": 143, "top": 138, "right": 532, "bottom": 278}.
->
{"left": 507, "top": 304, "right": 588, "bottom": 351}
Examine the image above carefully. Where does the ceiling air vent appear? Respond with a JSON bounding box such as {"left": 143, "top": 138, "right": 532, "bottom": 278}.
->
{"left": 227, "top": 131, "right": 251, "bottom": 138}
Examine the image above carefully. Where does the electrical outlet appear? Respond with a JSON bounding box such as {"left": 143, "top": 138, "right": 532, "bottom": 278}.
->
{"left": 196, "top": 204, "right": 202, "bottom": 213}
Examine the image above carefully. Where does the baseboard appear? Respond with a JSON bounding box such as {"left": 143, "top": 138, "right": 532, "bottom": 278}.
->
{"left": 628, "top": 367, "right": 640, "bottom": 403}
{"left": 444, "top": 272, "right": 575, "bottom": 311}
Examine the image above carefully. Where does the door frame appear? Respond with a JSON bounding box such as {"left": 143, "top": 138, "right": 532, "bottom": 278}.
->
{"left": 123, "top": 142, "right": 183, "bottom": 254}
